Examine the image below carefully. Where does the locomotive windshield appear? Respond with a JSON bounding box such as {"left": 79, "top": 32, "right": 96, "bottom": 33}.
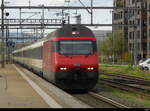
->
{"left": 59, "top": 40, "right": 95, "bottom": 55}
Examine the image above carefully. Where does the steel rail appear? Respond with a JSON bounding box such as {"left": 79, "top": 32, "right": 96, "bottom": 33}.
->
{"left": 89, "top": 92, "right": 129, "bottom": 108}
{"left": 100, "top": 78, "right": 150, "bottom": 98}
{"left": 100, "top": 72, "right": 150, "bottom": 85}
{"left": 101, "top": 78, "right": 150, "bottom": 92}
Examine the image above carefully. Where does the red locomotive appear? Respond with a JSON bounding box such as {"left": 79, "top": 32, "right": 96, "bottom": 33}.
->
{"left": 13, "top": 24, "right": 99, "bottom": 91}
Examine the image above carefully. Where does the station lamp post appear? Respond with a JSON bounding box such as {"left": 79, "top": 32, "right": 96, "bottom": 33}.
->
{"left": 1, "top": 0, "right": 10, "bottom": 67}
{"left": 1, "top": 0, "right": 5, "bottom": 68}
{"left": 5, "top": 12, "right": 9, "bottom": 64}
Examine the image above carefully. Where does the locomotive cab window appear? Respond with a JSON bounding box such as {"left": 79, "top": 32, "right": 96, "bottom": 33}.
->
{"left": 59, "top": 40, "right": 96, "bottom": 55}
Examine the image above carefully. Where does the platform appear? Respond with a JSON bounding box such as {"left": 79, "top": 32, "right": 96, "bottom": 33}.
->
{"left": 0, "top": 64, "right": 90, "bottom": 108}
{"left": 0, "top": 64, "right": 49, "bottom": 108}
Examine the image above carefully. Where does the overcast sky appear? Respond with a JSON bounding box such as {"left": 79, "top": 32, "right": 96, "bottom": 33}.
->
{"left": 1, "top": 0, "right": 113, "bottom": 34}
{"left": 1, "top": 0, "right": 113, "bottom": 6}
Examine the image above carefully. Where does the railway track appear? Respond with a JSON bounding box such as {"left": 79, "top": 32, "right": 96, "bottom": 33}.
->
{"left": 99, "top": 78, "right": 150, "bottom": 98}
{"left": 88, "top": 92, "right": 129, "bottom": 108}
{"left": 72, "top": 92, "right": 129, "bottom": 108}
{"left": 100, "top": 72, "right": 150, "bottom": 86}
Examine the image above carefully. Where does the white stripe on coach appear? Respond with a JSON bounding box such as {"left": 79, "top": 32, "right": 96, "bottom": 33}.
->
{"left": 13, "top": 64, "right": 62, "bottom": 108}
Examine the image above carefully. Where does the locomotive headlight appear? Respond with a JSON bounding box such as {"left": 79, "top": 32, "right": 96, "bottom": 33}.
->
{"left": 60, "top": 68, "right": 64, "bottom": 70}
{"left": 64, "top": 68, "right": 67, "bottom": 70}
{"left": 88, "top": 68, "right": 91, "bottom": 70}
{"left": 91, "top": 67, "right": 94, "bottom": 70}
{"left": 60, "top": 67, "right": 67, "bottom": 71}
{"left": 87, "top": 67, "right": 94, "bottom": 70}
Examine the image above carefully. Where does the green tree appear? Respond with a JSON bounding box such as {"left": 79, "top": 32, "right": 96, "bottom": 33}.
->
{"left": 99, "top": 30, "right": 126, "bottom": 64}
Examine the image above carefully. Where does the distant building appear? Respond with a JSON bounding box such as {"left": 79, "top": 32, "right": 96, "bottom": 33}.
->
{"left": 113, "top": 0, "right": 149, "bottom": 59}
{"left": 147, "top": 0, "right": 150, "bottom": 57}
{"left": 92, "top": 30, "right": 112, "bottom": 43}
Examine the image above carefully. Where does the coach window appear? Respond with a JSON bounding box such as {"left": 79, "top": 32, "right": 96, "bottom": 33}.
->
{"left": 34, "top": 47, "right": 42, "bottom": 59}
